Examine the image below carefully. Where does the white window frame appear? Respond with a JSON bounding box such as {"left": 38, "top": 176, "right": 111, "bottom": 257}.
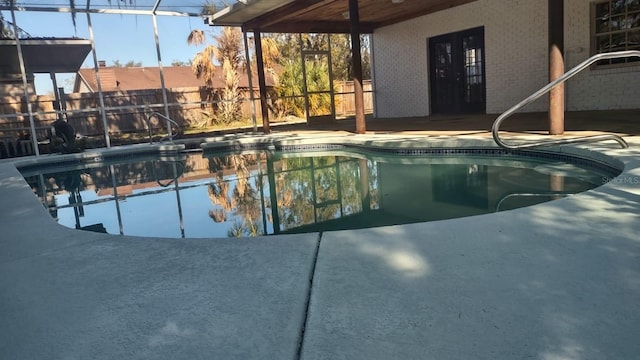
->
{"left": 591, "top": 0, "right": 640, "bottom": 67}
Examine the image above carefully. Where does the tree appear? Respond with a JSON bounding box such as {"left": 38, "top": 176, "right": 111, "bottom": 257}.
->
{"left": 188, "top": 27, "right": 245, "bottom": 125}
{"left": 304, "top": 58, "right": 332, "bottom": 115}
{"left": 206, "top": 153, "right": 265, "bottom": 237}
{"left": 250, "top": 34, "right": 281, "bottom": 70}
{"left": 270, "top": 34, "right": 332, "bottom": 118}
{"left": 0, "top": 9, "right": 30, "bottom": 39}
{"left": 271, "top": 59, "right": 305, "bottom": 118}
{"left": 188, "top": 27, "right": 281, "bottom": 125}
{"left": 214, "top": 27, "right": 244, "bottom": 69}
{"left": 171, "top": 60, "right": 191, "bottom": 67}
{"left": 188, "top": 29, "right": 217, "bottom": 86}
{"left": 111, "top": 60, "right": 142, "bottom": 67}
{"left": 217, "top": 57, "right": 241, "bottom": 124}
{"left": 0, "top": 13, "right": 10, "bottom": 39}
{"left": 331, "top": 33, "right": 372, "bottom": 81}
{"left": 200, "top": 1, "right": 217, "bottom": 15}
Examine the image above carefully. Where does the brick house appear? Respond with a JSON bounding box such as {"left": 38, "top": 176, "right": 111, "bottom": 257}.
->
{"left": 369, "top": 0, "right": 639, "bottom": 117}
{"left": 210, "top": 0, "right": 639, "bottom": 133}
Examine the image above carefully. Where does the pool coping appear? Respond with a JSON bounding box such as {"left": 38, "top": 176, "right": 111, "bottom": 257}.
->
{"left": 1, "top": 133, "right": 640, "bottom": 359}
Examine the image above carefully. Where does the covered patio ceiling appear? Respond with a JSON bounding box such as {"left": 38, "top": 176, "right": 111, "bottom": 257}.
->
{"left": 2, "top": 0, "right": 478, "bottom": 33}
{"left": 209, "top": 0, "right": 478, "bottom": 33}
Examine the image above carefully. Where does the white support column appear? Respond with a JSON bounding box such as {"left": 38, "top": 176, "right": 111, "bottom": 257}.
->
{"left": 86, "top": 6, "right": 111, "bottom": 147}
{"left": 10, "top": 5, "right": 39, "bottom": 156}
{"left": 152, "top": 13, "right": 172, "bottom": 139}
{"left": 348, "top": 0, "right": 366, "bottom": 134}
{"left": 243, "top": 31, "right": 258, "bottom": 132}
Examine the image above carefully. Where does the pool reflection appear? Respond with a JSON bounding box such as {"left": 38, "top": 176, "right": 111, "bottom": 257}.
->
{"left": 21, "top": 151, "right": 602, "bottom": 238}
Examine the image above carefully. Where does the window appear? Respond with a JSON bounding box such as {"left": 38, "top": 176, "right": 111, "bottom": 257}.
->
{"left": 592, "top": 0, "right": 640, "bottom": 66}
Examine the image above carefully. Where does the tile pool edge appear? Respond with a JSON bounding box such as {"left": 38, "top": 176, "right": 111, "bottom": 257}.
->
{"left": 5, "top": 143, "right": 185, "bottom": 170}
{"left": 201, "top": 135, "right": 625, "bottom": 176}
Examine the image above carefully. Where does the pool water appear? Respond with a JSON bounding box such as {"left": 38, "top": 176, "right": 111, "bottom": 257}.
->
{"left": 21, "top": 150, "right": 615, "bottom": 238}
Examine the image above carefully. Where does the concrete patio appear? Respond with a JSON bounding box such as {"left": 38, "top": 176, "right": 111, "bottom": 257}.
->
{"left": 1, "top": 115, "right": 639, "bottom": 359}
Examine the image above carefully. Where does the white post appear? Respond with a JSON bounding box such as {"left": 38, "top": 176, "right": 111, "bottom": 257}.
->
{"left": 243, "top": 31, "right": 258, "bottom": 132}
{"left": 86, "top": 6, "right": 111, "bottom": 147}
{"left": 152, "top": 12, "right": 172, "bottom": 140}
{"left": 10, "top": 5, "right": 39, "bottom": 156}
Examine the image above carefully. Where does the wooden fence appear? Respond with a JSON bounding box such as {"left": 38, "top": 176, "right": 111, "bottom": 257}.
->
{"left": 1, "top": 82, "right": 373, "bottom": 139}
{"left": 334, "top": 80, "right": 373, "bottom": 116}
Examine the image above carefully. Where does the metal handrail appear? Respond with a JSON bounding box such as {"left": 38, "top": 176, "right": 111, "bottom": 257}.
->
{"left": 152, "top": 159, "right": 185, "bottom": 188}
{"left": 492, "top": 50, "right": 640, "bottom": 150}
{"left": 495, "top": 191, "right": 575, "bottom": 212}
{"left": 145, "top": 112, "right": 181, "bottom": 144}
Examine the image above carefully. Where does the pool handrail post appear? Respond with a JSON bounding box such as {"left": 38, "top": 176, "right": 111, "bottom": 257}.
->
{"left": 492, "top": 50, "right": 640, "bottom": 150}
{"left": 146, "top": 111, "right": 180, "bottom": 144}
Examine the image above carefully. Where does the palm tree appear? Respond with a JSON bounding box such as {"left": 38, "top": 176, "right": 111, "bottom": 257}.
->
{"left": 214, "top": 27, "right": 244, "bottom": 68}
{"left": 253, "top": 35, "right": 280, "bottom": 70}
{"left": 188, "top": 27, "right": 282, "bottom": 125}
{"left": 188, "top": 27, "right": 245, "bottom": 125}
{"left": 227, "top": 221, "right": 244, "bottom": 237}
{"left": 187, "top": 29, "right": 218, "bottom": 87}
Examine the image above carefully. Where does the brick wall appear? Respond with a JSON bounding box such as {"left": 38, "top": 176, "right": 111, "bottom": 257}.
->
{"left": 565, "top": 0, "right": 640, "bottom": 110}
{"left": 372, "top": 0, "right": 640, "bottom": 117}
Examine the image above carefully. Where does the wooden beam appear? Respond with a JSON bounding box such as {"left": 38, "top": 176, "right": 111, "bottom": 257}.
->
{"left": 349, "top": 0, "right": 366, "bottom": 134}
{"left": 548, "top": 0, "right": 564, "bottom": 135}
{"left": 245, "top": 21, "right": 375, "bottom": 34}
{"left": 254, "top": 31, "right": 271, "bottom": 134}
{"left": 243, "top": 0, "right": 328, "bottom": 31}
{"left": 241, "top": 0, "right": 479, "bottom": 34}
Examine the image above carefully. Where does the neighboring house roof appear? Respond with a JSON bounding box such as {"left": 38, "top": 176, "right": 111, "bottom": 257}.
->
{"left": 74, "top": 65, "right": 278, "bottom": 93}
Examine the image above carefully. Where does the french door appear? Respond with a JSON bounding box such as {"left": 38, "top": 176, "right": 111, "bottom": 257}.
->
{"left": 429, "top": 27, "right": 486, "bottom": 114}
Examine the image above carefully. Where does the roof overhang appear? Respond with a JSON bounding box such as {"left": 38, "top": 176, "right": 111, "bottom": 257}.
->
{"left": 205, "top": 0, "right": 478, "bottom": 34}
{"left": 0, "top": 38, "right": 92, "bottom": 75}
{"left": 208, "top": 0, "right": 297, "bottom": 26}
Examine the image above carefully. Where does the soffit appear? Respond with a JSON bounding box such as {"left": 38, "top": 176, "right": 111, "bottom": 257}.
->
{"left": 209, "top": 0, "right": 479, "bottom": 33}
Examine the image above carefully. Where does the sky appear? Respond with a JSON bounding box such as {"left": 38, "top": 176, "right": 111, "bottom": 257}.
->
{"left": 4, "top": 9, "right": 214, "bottom": 94}
{"left": 54, "top": 174, "right": 273, "bottom": 238}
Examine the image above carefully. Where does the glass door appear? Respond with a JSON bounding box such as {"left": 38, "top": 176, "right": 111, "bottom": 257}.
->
{"left": 301, "top": 33, "right": 335, "bottom": 123}
{"left": 429, "top": 27, "right": 486, "bottom": 114}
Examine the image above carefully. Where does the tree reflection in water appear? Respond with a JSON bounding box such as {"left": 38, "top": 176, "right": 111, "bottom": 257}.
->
{"left": 204, "top": 152, "right": 378, "bottom": 236}
{"left": 207, "top": 153, "right": 265, "bottom": 236}
{"left": 24, "top": 150, "right": 603, "bottom": 238}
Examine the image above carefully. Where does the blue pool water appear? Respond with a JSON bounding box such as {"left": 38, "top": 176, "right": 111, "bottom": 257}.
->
{"left": 20, "top": 149, "right": 618, "bottom": 238}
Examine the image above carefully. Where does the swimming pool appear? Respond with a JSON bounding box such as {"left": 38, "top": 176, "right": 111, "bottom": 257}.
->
{"left": 19, "top": 142, "right": 620, "bottom": 239}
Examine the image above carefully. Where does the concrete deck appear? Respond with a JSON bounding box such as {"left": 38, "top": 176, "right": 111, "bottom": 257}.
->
{"left": 1, "top": 117, "right": 640, "bottom": 359}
